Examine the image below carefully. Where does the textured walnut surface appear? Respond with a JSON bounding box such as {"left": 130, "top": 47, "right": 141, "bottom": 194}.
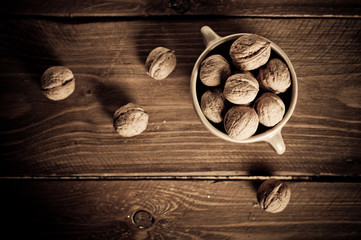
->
{"left": 40, "top": 66, "right": 75, "bottom": 101}
{"left": 145, "top": 47, "right": 176, "bottom": 80}
{"left": 257, "top": 58, "right": 291, "bottom": 93}
{"left": 255, "top": 92, "right": 286, "bottom": 127}
{"left": 257, "top": 179, "right": 291, "bottom": 213}
{"left": 224, "top": 106, "right": 259, "bottom": 140}
{"left": 229, "top": 34, "right": 271, "bottom": 71}
{"left": 113, "top": 103, "right": 149, "bottom": 137}
{"left": 199, "top": 54, "right": 231, "bottom": 87}
{"left": 223, "top": 73, "right": 259, "bottom": 105}
{"left": 201, "top": 88, "right": 226, "bottom": 123}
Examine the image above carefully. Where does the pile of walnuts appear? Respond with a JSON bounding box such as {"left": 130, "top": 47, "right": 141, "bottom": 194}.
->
{"left": 199, "top": 34, "right": 291, "bottom": 140}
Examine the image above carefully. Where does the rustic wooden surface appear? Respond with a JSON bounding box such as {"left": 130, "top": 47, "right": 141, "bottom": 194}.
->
{"left": 0, "top": 18, "right": 360, "bottom": 177}
{"left": 2, "top": 0, "right": 361, "bottom": 17}
{"left": 2, "top": 180, "right": 361, "bottom": 240}
{"left": 0, "top": 0, "right": 361, "bottom": 239}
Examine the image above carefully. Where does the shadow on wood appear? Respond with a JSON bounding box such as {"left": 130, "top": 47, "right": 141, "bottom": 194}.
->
{"left": 0, "top": 19, "right": 64, "bottom": 87}
{"left": 248, "top": 162, "right": 273, "bottom": 192}
{"left": 93, "top": 80, "right": 132, "bottom": 119}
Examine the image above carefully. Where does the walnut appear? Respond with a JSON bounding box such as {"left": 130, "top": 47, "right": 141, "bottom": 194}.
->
{"left": 254, "top": 92, "right": 285, "bottom": 127}
{"left": 223, "top": 73, "right": 259, "bottom": 105}
{"left": 224, "top": 106, "right": 259, "bottom": 140}
{"left": 145, "top": 47, "right": 176, "bottom": 80}
{"left": 229, "top": 34, "right": 271, "bottom": 71}
{"left": 113, "top": 103, "right": 149, "bottom": 137}
{"left": 40, "top": 66, "right": 75, "bottom": 101}
{"left": 199, "top": 54, "right": 231, "bottom": 87}
{"left": 257, "top": 58, "right": 291, "bottom": 94}
{"left": 201, "top": 88, "right": 226, "bottom": 123}
{"left": 257, "top": 179, "right": 291, "bottom": 213}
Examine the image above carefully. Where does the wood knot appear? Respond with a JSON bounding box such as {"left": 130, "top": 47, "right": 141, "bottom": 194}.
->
{"left": 168, "top": 0, "right": 191, "bottom": 14}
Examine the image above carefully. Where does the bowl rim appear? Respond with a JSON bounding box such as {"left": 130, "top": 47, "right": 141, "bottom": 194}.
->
{"left": 190, "top": 33, "right": 298, "bottom": 143}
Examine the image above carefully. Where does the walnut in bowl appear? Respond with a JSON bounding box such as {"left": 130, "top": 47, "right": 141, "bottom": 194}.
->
{"left": 201, "top": 88, "right": 226, "bottom": 124}
{"left": 223, "top": 72, "right": 259, "bottom": 105}
{"left": 254, "top": 92, "right": 286, "bottom": 127}
{"left": 229, "top": 34, "right": 271, "bottom": 71}
{"left": 257, "top": 58, "right": 291, "bottom": 94}
{"left": 199, "top": 54, "right": 231, "bottom": 87}
{"left": 190, "top": 26, "right": 298, "bottom": 154}
{"left": 224, "top": 106, "right": 259, "bottom": 140}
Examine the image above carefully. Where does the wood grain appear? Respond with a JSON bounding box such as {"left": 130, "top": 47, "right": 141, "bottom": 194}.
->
{"left": 2, "top": 2, "right": 360, "bottom": 239}
{"left": 1, "top": 180, "right": 361, "bottom": 239}
{"left": 0, "top": 18, "right": 361, "bottom": 176}
{"left": 2, "top": 0, "right": 361, "bottom": 17}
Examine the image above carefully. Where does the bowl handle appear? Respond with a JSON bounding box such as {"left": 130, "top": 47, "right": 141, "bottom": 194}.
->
{"left": 265, "top": 130, "right": 286, "bottom": 155}
{"left": 201, "top": 26, "right": 221, "bottom": 48}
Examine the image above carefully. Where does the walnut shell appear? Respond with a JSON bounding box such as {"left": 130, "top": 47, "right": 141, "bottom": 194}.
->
{"left": 229, "top": 34, "right": 271, "bottom": 71}
{"left": 145, "top": 47, "right": 176, "bottom": 80}
{"left": 201, "top": 88, "right": 226, "bottom": 123}
{"left": 254, "top": 92, "right": 285, "bottom": 127}
{"left": 257, "top": 179, "right": 291, "bottom": 213}
{"left": 224, "top": 106, "right": 259, "bottom": 140}
{"left": 40, "top": 66, "right": 75, "bottom": 101}
{"left": 113, "top": 103, "right": 149, "bottom": 137}
{"left": 199, "top": 54, "right": 231, "bottom": 87}
{"left": 257, "top": 58, "right": 291, "bottom": 94}
{"left": 223, "top": 73, "right": 259, "bottom": 105}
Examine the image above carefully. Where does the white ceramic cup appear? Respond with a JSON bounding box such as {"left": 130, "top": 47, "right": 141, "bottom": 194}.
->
{"left": 190, "top": 26, "right": 298, "bottom": 154}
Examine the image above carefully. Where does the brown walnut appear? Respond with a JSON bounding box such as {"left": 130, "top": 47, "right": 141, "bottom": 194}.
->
{"left": 257, "top": 58, "right": 291, "bottom": 94}
{"left": 201, "top": 88, "right": 226, "bottom": 123}
{"left": 40, "top": 66, "right": 75, "bottom": 101}
{"left": 199, "top": 54, "right": 231, "bottom": 87}
{"left": 223, "top": 73, "right": 259, "bottom": 105}
{"left": 257, "top": 179, "right": 291, "bottom": 213}
{"left": 229, "top": 34, "right": 271, "bottom": 71}
{"left": 224, "top": 106, "right": 259, "bottom": 140}
{"left": 145, "top": 47, "right": 176, "bottom": 80}
{"left": 113, "top": 103, "right": 149, "bottom": 137}
{"left": 254, "top": 92, "right": 286, "bottom": 127}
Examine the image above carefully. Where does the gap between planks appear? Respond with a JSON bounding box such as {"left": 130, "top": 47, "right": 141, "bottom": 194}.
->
{"left": 1, "top": 172, "right": 361, "bottom": 182}
{"left": 1, "top": 14, "right": 361, "bottom": 21}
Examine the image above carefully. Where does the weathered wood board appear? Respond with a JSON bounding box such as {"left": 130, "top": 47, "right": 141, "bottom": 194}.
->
{"left": 1, "top": 180, "right": 361, "bottom": 239}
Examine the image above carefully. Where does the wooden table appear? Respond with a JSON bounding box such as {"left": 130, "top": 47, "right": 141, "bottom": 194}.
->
{"left": 1, "top": 1, "right": 361, "bottom": 239}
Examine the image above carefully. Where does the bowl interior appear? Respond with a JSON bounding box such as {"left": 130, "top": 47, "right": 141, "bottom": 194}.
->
{"left": 191, "top": 34, "right": 298, "bottom": 143}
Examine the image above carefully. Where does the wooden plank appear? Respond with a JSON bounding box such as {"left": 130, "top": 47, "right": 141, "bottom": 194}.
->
{"left": 0, "top": 18, "right": 360, "bottom": 176}
{"left": 1, "top": 0, "right": 361, "bottom": 18}
{"left": 1, "top": 180, "right": 361, "bottom": 239}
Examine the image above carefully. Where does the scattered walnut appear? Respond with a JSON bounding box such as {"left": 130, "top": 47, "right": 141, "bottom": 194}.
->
{"left": 229, "top": 34, "right": 271, "bottom": 71}
{"left": 113, "top": 103, "right": 149, "bottom": 137}
{"left": 201, "top": 88, "right": 226, "bottom": 123}
{"left": 40, "top": 66, "right": 75, "bottom": 101}
{"left": 257, "top": 179, "right": 291, "bottom": 213}
{"left": 145, "top": 47, "right": 176, "bottom": 80}
{"left": 257, "top": 58, "right": 291, "bottom": 94}
{"left": 224, "top": 106, "right": 259, "bottom": 140}
{"left": 199, "top": 54, "right": 231, "bottom": 87}
{"left": 223, "top": 73, "right": 259, "bottom": 105}
{"left": 254, "top": 92, "right": 285, "bottom": 127}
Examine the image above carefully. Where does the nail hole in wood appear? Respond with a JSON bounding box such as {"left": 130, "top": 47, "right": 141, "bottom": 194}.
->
{"left": 132, "top": 210, "right": 154, "bottom": 229}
